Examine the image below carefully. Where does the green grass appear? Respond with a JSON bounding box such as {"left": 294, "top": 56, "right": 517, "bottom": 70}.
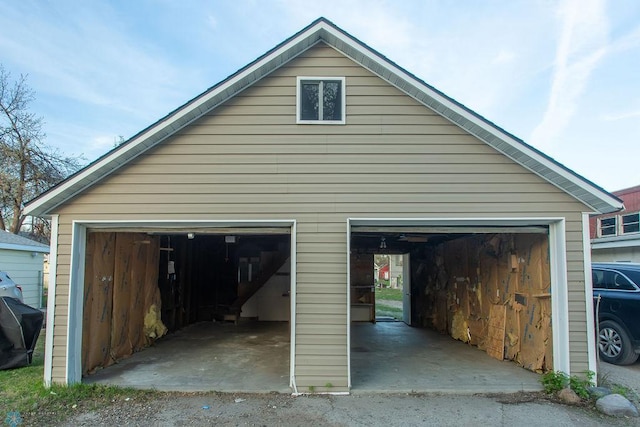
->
{"left": 375, "top": 287, "right": 403, "bottom": 301}
{"left": 0, "top": 334, "right": 156, "bottom": 425}
{"left": 376, "top": 303, "right": 403, "bottom": 320}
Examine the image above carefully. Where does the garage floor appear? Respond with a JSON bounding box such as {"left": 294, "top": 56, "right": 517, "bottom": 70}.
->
{"left": 351, "top": 322, "right": 542, "bottom": 393}
{"left": 85, "top": 321, "right": 292, "bottom": 393}
{"left": 85, "top": 320, "right": 541, "bottom": 393}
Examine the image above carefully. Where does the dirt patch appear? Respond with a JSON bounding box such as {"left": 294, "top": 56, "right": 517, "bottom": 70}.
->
{"left": 15, "top": 391, "right": 636, "bottom": 427}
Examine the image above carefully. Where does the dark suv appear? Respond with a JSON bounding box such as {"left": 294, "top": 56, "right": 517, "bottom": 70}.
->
{"left": 592, "top": 262, "right": 640, "bottom": 365}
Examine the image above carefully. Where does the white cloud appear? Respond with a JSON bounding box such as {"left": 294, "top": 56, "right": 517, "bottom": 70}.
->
{"left": 530, "top": 0, "right": 609, "bottom": 150}
{"left": 0, "top": 3, "right": 204, "bottom": 121}
{"left": 493, "top": 49, "right": 516, "bottom": 65}
{"left": 602, "top": 110, "right": 640, "bottom": 121}
{"left": 208, "top": 14, "right": 218, "bottom": 30}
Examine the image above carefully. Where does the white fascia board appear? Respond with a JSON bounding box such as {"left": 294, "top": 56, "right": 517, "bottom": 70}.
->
{"left": 321, "top": 23, "right": 622, "bottom": 214}
{"left": 0, "top": 243, "right": 49, "bottom": 253}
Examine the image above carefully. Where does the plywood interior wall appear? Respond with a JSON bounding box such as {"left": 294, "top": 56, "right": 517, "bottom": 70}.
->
{"left": 350, "top": 253, "right": 375, "bottom": 322}
{"left": 414, "top": 233, "right": 552, "bottom": 372}
{"left": 82, "top": 232, "right": 166, "bottom": 375}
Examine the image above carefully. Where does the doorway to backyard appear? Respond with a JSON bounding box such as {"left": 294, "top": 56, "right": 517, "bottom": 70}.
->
{"left": 374, "top": 254, "right": 408, "bottom": 322}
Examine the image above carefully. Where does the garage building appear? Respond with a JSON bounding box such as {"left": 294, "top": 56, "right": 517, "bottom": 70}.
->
{"left": 25, "top": 18, "right": 622, "bottom": 394}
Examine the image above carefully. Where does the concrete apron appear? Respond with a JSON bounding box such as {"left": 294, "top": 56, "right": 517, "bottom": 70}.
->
{"left": 85, "top": 321, "right": 541, "bottom": 394}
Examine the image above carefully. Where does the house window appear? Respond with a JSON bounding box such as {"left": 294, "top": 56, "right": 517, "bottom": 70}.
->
{"left": 622, "top": 212, "right": 640, "bottom": 234}
{"left": 297, "top": 77, "right": 345, "bottom": 124}
{"left": 599, "top": 217, "right": 617, "bottom": 237}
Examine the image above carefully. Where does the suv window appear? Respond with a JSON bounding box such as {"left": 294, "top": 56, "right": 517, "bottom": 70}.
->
{"left": 618, "top": 269, "right": 640, "bottom": 287}
{"left": 594, "top": 268, "right": 637, "bottom": 291}
{"left": 592, "top": 269, "right": 605, "bottom": 289}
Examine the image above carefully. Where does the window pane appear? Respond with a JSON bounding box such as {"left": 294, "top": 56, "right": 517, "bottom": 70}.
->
{"left": 592, "top": 269, "right": 605, "bottom": 289}
{"left": 600, "top": 217, "right": 616, "bottom": 236}
{"left": 322, "top": 81, "right": 341, "bottom": 120}
{"left": 622, "top": 213, "right": 639, "bottom": 234}
{"left": 622, "top": 270, "right": 640, "bottom": 287}
{"left": 301, "top": 82, "right": 319, "bottom": 120}
{"left": 612, "top": 273, "right": 636, "bottom": 290}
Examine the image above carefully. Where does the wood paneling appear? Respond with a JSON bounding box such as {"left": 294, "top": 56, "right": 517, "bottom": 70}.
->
{"left": 81, "top": 232, "right": 163, "bottom": 374}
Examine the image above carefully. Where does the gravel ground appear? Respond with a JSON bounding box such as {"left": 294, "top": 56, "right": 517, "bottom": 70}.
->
{"left": 599, "top": 360, "right": 640, "bottom": 398}
{"left": 43, "top": 392, "right": 638, "bottom": 427}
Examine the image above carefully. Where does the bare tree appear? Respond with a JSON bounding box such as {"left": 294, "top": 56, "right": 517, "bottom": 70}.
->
{"left": 0, "top": 65, "right": 82, "bottom": 235}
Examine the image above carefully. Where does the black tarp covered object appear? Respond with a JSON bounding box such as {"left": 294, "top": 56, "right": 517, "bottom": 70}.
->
{"left": 0, "top": 296, "right": 44, "bottom": 370}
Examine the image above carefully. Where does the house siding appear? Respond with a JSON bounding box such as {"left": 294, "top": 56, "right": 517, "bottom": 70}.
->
{"left": 49, "top": 43, "right": 592, "bottom": 389}
{"left": 0, "top": 249, "right": 45, "bottom": 308}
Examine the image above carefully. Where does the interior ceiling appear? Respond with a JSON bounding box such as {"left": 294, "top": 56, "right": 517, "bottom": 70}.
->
{"left": 351, "top": 232, "right": 470, "bottom": 253}
{"left": 351, "top": 225, "right": 548, "bottom": 253}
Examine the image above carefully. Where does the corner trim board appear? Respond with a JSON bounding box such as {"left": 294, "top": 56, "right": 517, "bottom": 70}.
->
{"left": 582, "top": 213, "right": 598, "bottom": 378}
{"left": 43, "top": 214, "right": 58, "bottom": 387}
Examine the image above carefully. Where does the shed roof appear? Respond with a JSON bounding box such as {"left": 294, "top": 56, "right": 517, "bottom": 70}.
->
{"left": 0, "top": 230, "right": 49, "bottom": 253}
{"left": 24, "top": 17, "right": 623, "bottom": 217}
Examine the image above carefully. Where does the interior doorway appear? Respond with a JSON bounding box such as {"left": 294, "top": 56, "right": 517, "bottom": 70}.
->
{"left": 373, "top": 253, "right": 409, "bottom": 323}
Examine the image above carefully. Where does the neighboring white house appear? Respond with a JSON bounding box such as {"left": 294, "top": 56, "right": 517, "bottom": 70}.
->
{"left": 0, "top": 230, "right": 49, "bottom": 308}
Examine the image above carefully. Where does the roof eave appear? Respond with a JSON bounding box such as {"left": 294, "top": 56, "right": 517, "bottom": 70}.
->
{"left": 24, "top": 20, "right": 331, "bottom": 217}
{"left": 0, "top": 243, "right": 49, "bottom": 253}
{"left": 24, "top": 17, "right": 622, "bottom": 217}
{"left": 317, "top": 22, "right": 623, "bottom": 214}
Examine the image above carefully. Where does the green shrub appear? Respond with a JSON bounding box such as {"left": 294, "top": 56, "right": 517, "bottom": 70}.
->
{"left": 541, "top": 370, "right": 594, "bottom": 399}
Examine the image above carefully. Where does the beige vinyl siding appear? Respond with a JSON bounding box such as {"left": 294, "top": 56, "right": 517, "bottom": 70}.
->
{"left": 49, "top": 42, "right": 593, "bottom": 389}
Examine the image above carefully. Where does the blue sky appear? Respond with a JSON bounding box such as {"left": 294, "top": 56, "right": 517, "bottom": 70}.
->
{"left": 1, "top": 0, "right": 638, "bottom": 192}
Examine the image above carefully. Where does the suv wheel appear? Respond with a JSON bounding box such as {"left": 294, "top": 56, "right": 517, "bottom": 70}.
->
{"left": 598, "top": 320, "right": 639, "bottom": 365}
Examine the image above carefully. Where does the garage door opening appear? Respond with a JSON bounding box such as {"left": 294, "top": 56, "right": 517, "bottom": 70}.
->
{"left": 349, "top": 221, "right": 556, "bottom": 392}
{"left": 79, "top": 227, "right": 292, "bottom": 391}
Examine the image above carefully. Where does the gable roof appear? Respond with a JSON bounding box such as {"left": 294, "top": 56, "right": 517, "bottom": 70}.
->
{"left": 24, "top": 17, "right": 623, "bottom": 217}
{"left": 0, "top": 230, "right": 49, "bottom": 253}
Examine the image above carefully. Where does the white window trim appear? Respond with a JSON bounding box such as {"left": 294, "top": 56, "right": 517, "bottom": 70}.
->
{"left": 621, "top": 212, "right": 640, "bottom": 235}
{"left": 597, "top": 216, "right": 617, "bottom": 237}
{"left": 296, "top": 76, "right": 346, "bottom": 124}
{"left": 597, "top": 212, "right": 640, "bottom": 238}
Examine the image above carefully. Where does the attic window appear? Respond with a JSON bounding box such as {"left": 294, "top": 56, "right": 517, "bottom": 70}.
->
{"left": 297, "top": 77, "right": 345, "bottom": 124}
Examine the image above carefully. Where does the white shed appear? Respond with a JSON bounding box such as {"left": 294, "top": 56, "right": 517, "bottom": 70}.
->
{"left": 0, "top": 230, "right": 49, "bottom": 308}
